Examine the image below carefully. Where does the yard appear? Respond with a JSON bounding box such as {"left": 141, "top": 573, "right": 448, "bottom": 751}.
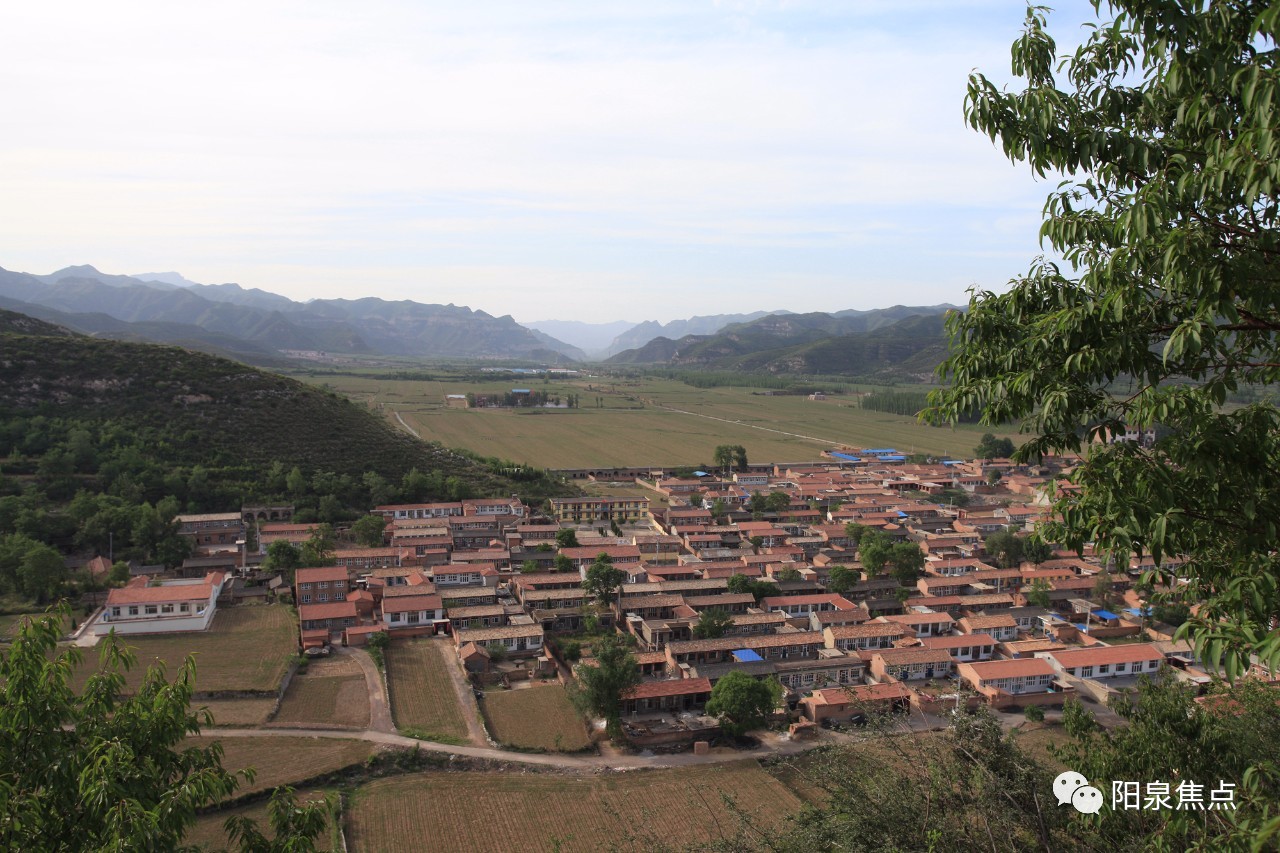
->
{"left": 71, "top": 604, "right": 297, "bottom": 694}
{"left": 384, "top": 638, "right": 471, "bottom": 744}
{"left": 345, "top": 761, "right": 806, "bottom": 852}
{"left": 273, "top": 655, "right": 371, "bottom": 729}
{"left": 480, "top": 684, "right": 591, "bottom": 752}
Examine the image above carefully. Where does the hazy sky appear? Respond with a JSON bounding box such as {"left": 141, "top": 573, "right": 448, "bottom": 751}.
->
{"left": 1, "top": 1, "right": 1097, "bottom": 324}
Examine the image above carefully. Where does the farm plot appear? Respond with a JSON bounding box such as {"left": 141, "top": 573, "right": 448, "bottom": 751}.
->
{"left": 481, "top": 684, "right": 591, "bottom": 752}
{"left": 273, "top": 655, "right": 370, "bottom": 729}
{"left": 346, "top": 762, "right": 805, "bottom": 853}
{"left": 71, "top": 605, "right": 297, "bottom": 694}
{"left": 188, "top": 736, "right": 376, "bottom": 797}
{"left": 185, "top": 789, "right": 335, "bottom": 852}
{"left": 201, "top": 697, "right": 278, "bottom": 727}
{"left": 384, "top": 639, "right": 470, "bottom": 743}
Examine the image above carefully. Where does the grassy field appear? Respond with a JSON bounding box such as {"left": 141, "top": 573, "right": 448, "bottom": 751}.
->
{"left": 481, "top": 684, "right": 591, "bottom": 752}
{"left": 185, "top": 789, "right": 335, "bottom": 851}
{"left": 384, "top": 639, "right": 470, "bottom": 743}
{"left": 189, "top": 736, "right": 376, "bottom": 797}
{"left": 71, "top": 605, "right": 297, "bottom": 694}
{"left": 345, "top": 761, "right": 805, "bottom": 853}
{"left": 273, "top": 656, "right": 370, "bottom": 729}
{"left": 304, "top": 373, "right": 1018, "bottom": 467}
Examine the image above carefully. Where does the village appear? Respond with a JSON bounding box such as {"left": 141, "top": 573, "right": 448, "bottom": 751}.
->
{"left": 79, "top": 439, "right": 1229, "bottom": 763}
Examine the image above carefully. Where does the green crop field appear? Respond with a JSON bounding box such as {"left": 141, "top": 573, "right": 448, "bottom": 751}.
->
{"left": 481, "top": 684, "right": 591, "bottom": 751}
{"left": 345, "top": 761, "right": 805, "bottom": 853}
{"left": 71, "top": 604, "right": 298, "bottom": 694}
{"left": 384, "top": 639, "right": 470, "bottom": 743}
{"left": 303, "top": 372, "right": 1018, "bottom": 469}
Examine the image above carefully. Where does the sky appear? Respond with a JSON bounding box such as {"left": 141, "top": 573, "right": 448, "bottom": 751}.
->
{"left": 0, "top": 1, "right": 1098, "bottom": 324}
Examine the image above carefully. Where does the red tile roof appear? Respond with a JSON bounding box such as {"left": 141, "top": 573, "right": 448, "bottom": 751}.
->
{"left": 622, "top": 677, "right": 713, "bottom": 700}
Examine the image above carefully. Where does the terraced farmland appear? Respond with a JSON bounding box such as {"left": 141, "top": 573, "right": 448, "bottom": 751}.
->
{"left": 481, "top": 684, "right": 591, "bottom": 752}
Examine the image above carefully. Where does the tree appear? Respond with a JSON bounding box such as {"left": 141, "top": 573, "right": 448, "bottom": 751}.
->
{"left": 748, "top": 535, "right": 764, "bottom": 554}
{"left": 826, "top": 564, "right": 857, "bottom": 595}
{"left": 1023, "top": 538, "right": 1054, "bottom": 566}
{"left": 553, "top": 554, "right": 574, "bottom": 573}
{"left": 108, "top": 560, "right": 131, "bottom": 586}
{"left": 857, "top": 530, "right": 891, "bottom": 576}
{"left": 262, "top": 540, "right": 301, "bottom": 575}
{"left": 0, "top": 610, "right": 327, "bottom": 850}
{"left": 520, "top": 560, "right": 540, "bottom": 574}
{"left": 713, "top": 444, "right": 746, "bottom": 477}
{"left": 926, "top": 1, "right": 1280, "bottom": 675}
{"left": 1025, "top": 578, "right": 1053, "bottom": 610}
{"left": 1023, "top": 704, "right": 1045, "bottom": 724}
{"left": 974, "top": 433, "right": 1013, "bottom": 460}
{"left": 774, "top": 567, "right": 802, "bottom": 582}
{"left": 350, "top": 514, "right": 387, "bottom": 548}
{"left": 225, "top": 787, "right": 333, "bottom": 853}
{"left": 704, "top": 671, "right": 782, "bottom": 738}
{"left": 555, "top": 528, "right": 579, "bottom": 549}
{"left": 709, "top": 498, "right": 727, "bottom": 519}
{"left": 843, "top": 522, "right": 870, "bottom": 547}
{"left": 984, "top": 529, "right": 1025, "bottom": 570}
{"left": 299, "top": 524, "right": 336, "bottom": 567}
{"left": 574, "top": 633, "right": 639, "bottom": 738}
{"left": 886, "top": 542, "right": 925, "bottom": 586}
{"left": 693, "top": 608, "right": 732, "bottom": 640}
{"left": 582, "top": 553, "right": 625, "bottom": 606}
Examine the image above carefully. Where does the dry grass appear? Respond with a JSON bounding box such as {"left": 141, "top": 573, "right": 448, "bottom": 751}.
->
{"left": 346, "top": 762, "right": 805, "bottom": 853}
{"left": 384, "top": 639, "right": 469, "bottom": 742}
{"left": 188, "top": 736, "right": 376, "bottom": 797}
{"left": 71, "top": 605, "right": 297, "bottom": 694}
{"left": 481, "top": 684, "right": 591, "bottom": 751}
{"left": 201, "top": 697, "right": 278, "bottom": 727}
{"left": 273, "top": 656, "right": 370, "bottom": 729}
{"left": 185, "top": 789, "right": 335, "bottom": 852}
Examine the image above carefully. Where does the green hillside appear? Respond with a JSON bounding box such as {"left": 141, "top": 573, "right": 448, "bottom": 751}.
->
{"left": 0, "top": 332, "right": 569, "bottom": 491}
{"left": 608, "top": 310, "right": 951, "bottom": 378}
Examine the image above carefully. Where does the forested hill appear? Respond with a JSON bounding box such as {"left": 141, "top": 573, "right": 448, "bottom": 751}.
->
{"left": 0, "top": 308, "right": 77, "bottom": 337}
{"left": 0, "top": 329, "right": 571, "bottom": 507}
{"left": 606, "top": 309, "right": 953, "bottom": 379}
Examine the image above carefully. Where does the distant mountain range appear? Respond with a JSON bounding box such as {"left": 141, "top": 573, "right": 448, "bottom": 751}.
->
{"left": 606, "top": 306, "right": 959, "bottom": 379}
{"left": 0, "top": 262, "right": 960, "bottom": 375}
{"left": 0, "top": 265, "right": 585, "bottom": 364}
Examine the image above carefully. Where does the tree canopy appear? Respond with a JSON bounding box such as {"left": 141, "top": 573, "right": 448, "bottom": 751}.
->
{"left": 582, "top": 553, "right": 626, "bottom": 605}
{"left": 573, "top": 633, "right": 640, "bottom": 738}
{"left": 926, "top": 0, "right": 1280, "bottom": 675}
{"left": 0, "top": 609, "right": 327, "bottom": 850}
{"left": 704, "top": 671, "right": 782, "bottom": 738}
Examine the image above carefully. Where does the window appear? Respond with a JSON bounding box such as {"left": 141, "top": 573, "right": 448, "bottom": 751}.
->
{"left": 180, "top": 603, "right": 189, "bottom": 613}
{"left": 161, "top": 604, "right": 174, "bottom": 614}
{"left": 301, "top": 594, "right": 311, "bottom": 603}
{"left": 317, "top": 581, "right": 328, "bottom": 589}
{"left": 390, "top": 613, "right": 401, "bottom": 622}
{"left": 1098, "top": 664, "right": 1110, "bottom": 674}
{"left": 407, "top": 612, "right": 420, "bottom": 624}
{"left": 111, "top": 607, "right": 121, "bottom": 617}
{"left": 128, "top": 606, "right": 139, "bottom": 616}
{"left": 1081, "top": 666, "right": 1094, "bottom": 677}
{"left": 145, "top": 605, "right": 158, "bottom": 615}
